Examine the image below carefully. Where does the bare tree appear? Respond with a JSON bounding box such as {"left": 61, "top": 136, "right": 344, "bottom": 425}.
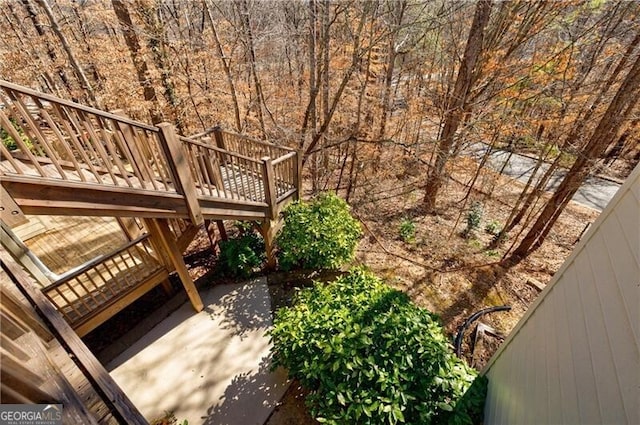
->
{"left": 111, "top": 0, "right": 162, "bottom": 124}
{"left": 35, "top": 0, "right": 98, "bottom": 106}
{"left": 423, "top": 0, "right": 492, "bottom": 212}
{"left": 506, "top": 52, "right": 640, "bottom": 264}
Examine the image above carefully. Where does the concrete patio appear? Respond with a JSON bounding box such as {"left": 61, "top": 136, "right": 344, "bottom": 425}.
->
{"left": 106, "top": 278, "right": 289, "bottom": 425}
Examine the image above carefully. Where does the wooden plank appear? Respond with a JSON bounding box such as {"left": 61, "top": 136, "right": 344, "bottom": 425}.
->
{"left": 15, "top": 330, "right": 101, "bottom": 424}
{"left": 0, "top": 185, "right": 27, "bottom": 227}
{"left": 0, "top": 221, "right": 52, "bottom": 286}
{"left": 0, "top": 247, "right": 148, "bottom": 425}
{"left": 157, "top": 123, "right": 203, "bottom": 226}
{"left": 1, "top": 345, "right": 45, "bottom": 388}
{"left": 261, "top": 157, "right": 278, "bottom": 219}
{"left": 143, "top": 218, "right": 203, "bottom": 313}
{"left": 2, "top": 175, "right": 187, "bottom": 211}
{"left": 1, "top": 283, "right": 52, "bottom": 341}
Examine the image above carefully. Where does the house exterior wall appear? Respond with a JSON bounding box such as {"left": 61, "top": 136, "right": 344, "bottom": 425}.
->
{"left": 483, "top": 164, "right": 639, "bottom": 425}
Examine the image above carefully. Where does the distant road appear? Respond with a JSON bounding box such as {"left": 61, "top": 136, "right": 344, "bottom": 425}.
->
{"left": 464, "top": 143, "right": 621, "bottom": 212}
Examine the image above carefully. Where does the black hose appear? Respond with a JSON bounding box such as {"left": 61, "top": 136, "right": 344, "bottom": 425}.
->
{"left": 454, "top": 305, "right": 512, "bottom": 357}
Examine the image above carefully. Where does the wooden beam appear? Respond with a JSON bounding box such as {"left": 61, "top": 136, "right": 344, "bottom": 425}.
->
{"left": 213, "top": 126, "right": 226, "bottom": 150}
{"left": 176, "top": 223, "right": 201, "bottom": 253}
{"left": 0, "top": 186, "right": 27, "bottom": 228}
{"left": 157, "top": 123, "right": 203, "bottom": 226}
{"left": 0, "top": 284, "right": 52, "bottom": 342}
{"left": 261, "top": 157, "right": 278, "bottom": 220}
{"left": 0, "top": 248, "right": 148, "bottom": 425}
{"left": 260, "top": 219, "right": 282, "bottom": 270}
{"left": 294, "top": 150, "right": 303, "bottom": 201}
{"left": 2, "top": 175, "right": 187, "bottom": 211}
{"left": 116, "top": 217, "right": 143, "bottom": 241}
{"left": 143, "top": 219, "right": 203, "bottom": 313}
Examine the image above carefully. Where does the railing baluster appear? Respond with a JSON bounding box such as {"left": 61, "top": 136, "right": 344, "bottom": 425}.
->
{"left": 76, "top": 110, "right": 120, "bottom": 185}
{"left": 50, "top": 103, "right": 102, "bottom": 181}
{"left": 6, "top": 91, "right": 68, "bottom": 179}
{"left": 63, "top": 107, "right": 106, "bottom": 181}
{"left": 0, "top": 142, "right": 23, "bottom": 173}
{"left": 0, "top": 108, "right": 46, "bottom": 176}
{"left": 32, "top": 99, "right": 83, "bottom": 174}
{"left": 95, "top": 115, "right": 134, "bottom": 187}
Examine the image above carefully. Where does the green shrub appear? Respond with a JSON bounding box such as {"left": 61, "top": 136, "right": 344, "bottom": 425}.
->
{"left": 276, "top": 192, "right": 362, "bottom": 270}
{"left": 398, "top": 218, "right": 416, "bottom": 243}
{"left": 1, "top": 119, "right": 32, "bottom": 151}
{"left": 269, "top": 268, "right": 487, "bottom": 425}
{"left": 484, "top": 220, "right": 502, "bottom": 236}
{"left": 462, "top": 202, "right": 483, "bottom": 239}
{"left": 218, "top": 224, "right": 265, "bottom": 277}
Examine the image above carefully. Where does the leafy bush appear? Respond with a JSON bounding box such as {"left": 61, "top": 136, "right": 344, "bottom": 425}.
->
{"left": 1, "top": 119, "right": 32, "bottom": 151}
{"left": 398, "top": 218, "right": 416, "bottom": 243}
{"left": 218, "top": 224, "right": 265, "bottom": 277}
{"left": 462, "top": 202, "right": 483, "bottom": 239}
{"left": 276, "top": 192, "right": 362, "bottom": 270}
{"left": 484, "top": 220, "right": 502, "bottom": 236}
{"left": 269, "top": 269, "right": 487, "bottom": 425}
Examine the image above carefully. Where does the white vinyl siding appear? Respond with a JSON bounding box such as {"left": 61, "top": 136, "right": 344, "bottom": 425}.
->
{"left": 484, "top": 164, "right": 640, "bottom": 425}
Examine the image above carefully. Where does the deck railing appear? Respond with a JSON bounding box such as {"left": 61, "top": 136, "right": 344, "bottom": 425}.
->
{"left": 182, "top": 136, "right": 268, "bottom": 203}
{"left": 209, "top": 128, "right": 294, "bottom": 160}
{"left": 182, "top": 130, "right": 299, "bottom": 206}
{"left": 41, "top": 234, "right": 164, "bottom": 330}
{"left": 1, "top": 80, "right": 300, "bottom": 220}
{"left": 272, "top": 151, "right": 299, "bottom": 201}
{"left": 0, "top": 80, "right": 177, "bottom": 192}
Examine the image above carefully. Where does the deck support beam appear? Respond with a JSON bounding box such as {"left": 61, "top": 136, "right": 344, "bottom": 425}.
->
{"left": 157, "top": 122, "right": 204, "bottom": 227}
{"left": 144, "top": 218, "right": 204, "bottom": 313}
{"left": 260, "top": 219, "right": 281, "bottom": 270}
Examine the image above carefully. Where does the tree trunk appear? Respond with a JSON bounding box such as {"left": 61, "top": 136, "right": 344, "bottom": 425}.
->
{"left": 203, "top": 0, "right": 242, "bottom": 132}
{"left": 376, "top": 0, "right": 406, "bottom": 142}
{"left": 136, "top": 0, "right": 185, "bottom": 133}
{"left": 422, "top": 0, "right": 492, "bottom": 212}
{"left": 36, "top": 0, "right": 98, "bottom": 106}
{"left": 21, "top": 0, "right": 73, "bottom": 94}
{"left": 507, "top": 53, "right": 640, "bottom": 265}
{"left": 239, "top": 0, "right": 267, "bottom": 139}
{"left": 111, "top": 0, "right": 163, "bottom": 124}
{"left": 307, "top": 0, "right": 319, "bottom": 190}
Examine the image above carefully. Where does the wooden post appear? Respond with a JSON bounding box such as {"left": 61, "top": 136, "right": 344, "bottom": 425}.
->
{"left": 1, "top": 186, "right": 27, "bottom": 228}
{"left": 261, "top": 156, "right": 278, "bottom": 220}
{"left": 143, "top": 218, "right": 204, "bottom": 313}
{"left": 156, "top": 122, "right": 204, "bottom": 226}
{"left": 260, "top": 219, "right": 281, "bottom": 270}
{"left": 213, "top": 126, "right": 226, "bottom": 150}
{"left": 216, "top": 220, "right": 228, "bottom": 241}
{"left": 294, "top": 149, "right": 303, "bottom": 201}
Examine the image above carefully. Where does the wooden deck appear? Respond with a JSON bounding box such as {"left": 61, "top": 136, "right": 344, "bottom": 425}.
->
{"left": 0, "top": 79, "right": 299, "bottom": 224}
{"left": 18, "top": 215, "right": 126, "bottom": 276}
{"left": 41, "top": 234, "right": 169, "bottom": 337}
